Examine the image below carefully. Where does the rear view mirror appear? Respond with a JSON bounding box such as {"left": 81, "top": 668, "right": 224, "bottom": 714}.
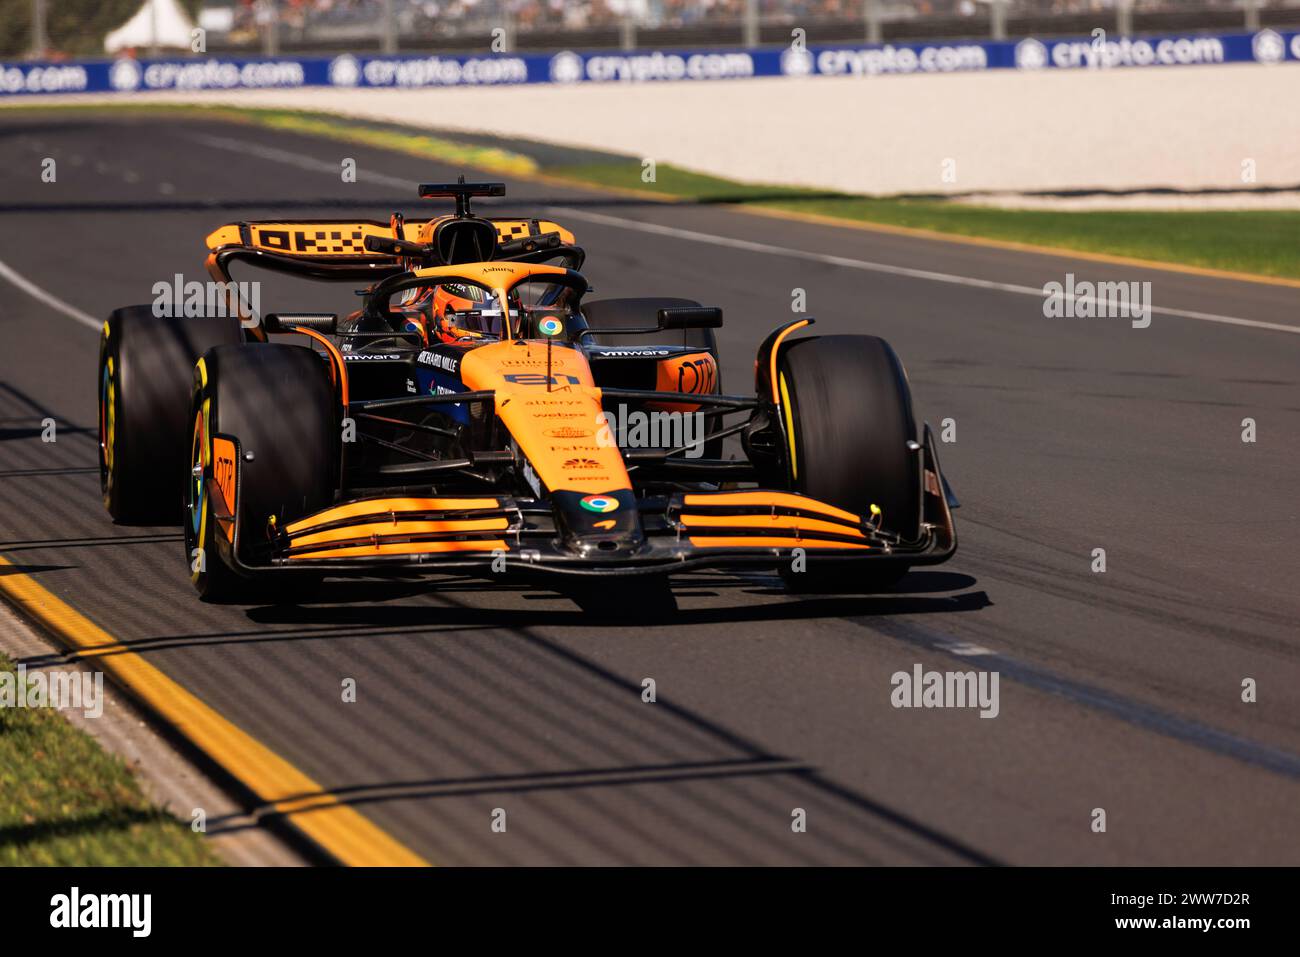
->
{"left": 658, "top": 307, "right": 723, "bottom": 330}
{"left": 362, "top": 235, "right": 429, "bottom": 258}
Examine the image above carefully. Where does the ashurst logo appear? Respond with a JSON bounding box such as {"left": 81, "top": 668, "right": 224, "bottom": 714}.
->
{"left": 1042, "top": 273, "right": 1152, "bottom": 328}
{"left": 50, "top": 887, "right": 151, "bottom": 937}
{"left": 152, "top": 273, "right": 260, "bottom": 326}
{"left": 891, "top": 664, "right": 1000, "bottom": 718}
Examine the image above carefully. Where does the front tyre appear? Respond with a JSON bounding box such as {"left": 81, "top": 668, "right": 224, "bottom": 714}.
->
{"left": 186, "top": 344, "right": 336, "bottom": 602}
{"left": 776, "top": 335, "right": 920, "bottom": 593}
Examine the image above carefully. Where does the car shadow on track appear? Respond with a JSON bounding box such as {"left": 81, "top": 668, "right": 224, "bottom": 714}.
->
{"left": 236, "top": 569, "right": 990, "bottom": 631}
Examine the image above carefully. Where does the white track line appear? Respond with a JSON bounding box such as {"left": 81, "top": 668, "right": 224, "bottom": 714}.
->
{"left": 185, "top": 131, "right": 1300, "bottom": 336}
{"left": 0, "top": 258, "right": 101, "bottom": 331}
{"left": 548, "top": 206, "right": 1300, "bottom": 336}
{"left": 184, "top": 131, "right": 415, "bottom": 190}
{"left": 15, "top": 130, "right": 1295, "bottom": 338}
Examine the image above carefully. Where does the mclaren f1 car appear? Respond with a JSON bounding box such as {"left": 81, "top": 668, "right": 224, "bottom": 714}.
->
{"left": 97, "top": 180, "right": 956, "bottom": 601}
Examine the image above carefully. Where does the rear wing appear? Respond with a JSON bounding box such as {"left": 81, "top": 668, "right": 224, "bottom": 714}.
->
{"left": 204, "top": 216, "right": 579, "bottom": 282}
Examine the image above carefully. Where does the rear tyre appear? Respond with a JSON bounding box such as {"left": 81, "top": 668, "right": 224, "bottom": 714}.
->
{"left": 581, "top": 297, "right": 723, "bottom": 458}
{"left": 99, "top": 305, "right": 243, "bottom": 524}
{"left": 185, "top": 344, "right": 336, "bottom": 603}
{"left": 775, "top": 335, "right": 920, "bottom": 593}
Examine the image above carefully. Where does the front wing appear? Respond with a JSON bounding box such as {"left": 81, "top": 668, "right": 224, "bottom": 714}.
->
{"left": 206, "top": 429, "right": 956, "bottom": 579}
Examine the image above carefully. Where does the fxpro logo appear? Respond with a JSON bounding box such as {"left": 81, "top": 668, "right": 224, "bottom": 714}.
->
{"left": 50, "top": 887, "right": 151, "bottom": 937}
{"left": 812, "top": 43, "right": 988, "bottom": 76}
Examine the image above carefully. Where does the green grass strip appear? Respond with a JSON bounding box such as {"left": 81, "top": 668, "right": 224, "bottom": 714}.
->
{"left": 0, "top": 653, "right": 221, "bottom": 866}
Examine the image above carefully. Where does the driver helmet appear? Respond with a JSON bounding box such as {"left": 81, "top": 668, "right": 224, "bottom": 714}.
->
{"left": 395, "top": 281, "right": 497, "bottom": 345}
{"left": 431, "top": 282, "right": 502, "bottom": 344}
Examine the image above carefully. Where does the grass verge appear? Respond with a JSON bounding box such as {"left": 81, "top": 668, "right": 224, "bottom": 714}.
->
{"left": 550, "top": 162, "right": 1300, "bottom": 280}
{"left": 0, "top": 652, "right": 221, "bottom": 865}
{"left": 5, "top": 101, "right": 1297, "bottom": 280}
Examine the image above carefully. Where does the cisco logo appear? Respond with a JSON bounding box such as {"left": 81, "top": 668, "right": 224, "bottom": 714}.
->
{"left": 109, "top": 57, "right": 141, "bottom": 91}
{"left": 329, "top": 54, "right": 361, "bottom": 86}
{"left": 1014, "top": 38, "right": 1049, "bottom": 70}
{"left": 780, "top": 47, "right": 815, "bottom": 77}
{"left": 549, "top": 50, "right": 585, "bottom": 84}
{"left": 1251, "top": 29, "right": 1286, "bottom": 64}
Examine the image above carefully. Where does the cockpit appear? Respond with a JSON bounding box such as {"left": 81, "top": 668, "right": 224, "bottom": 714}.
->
{"left": 376, "top": 267, "right": 591, "bottom": 346}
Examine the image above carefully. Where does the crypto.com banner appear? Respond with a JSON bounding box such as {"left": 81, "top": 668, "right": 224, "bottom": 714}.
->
{"left": 2, "top": 29, "right": 1297, "bottom": 97}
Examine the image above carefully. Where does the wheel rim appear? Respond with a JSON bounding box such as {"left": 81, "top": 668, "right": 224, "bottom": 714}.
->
{"left": 99, "top": 359, "right": 115, "bottom": 491}
{"left": 188, "top": 408, "right": 206, "bottom": 541}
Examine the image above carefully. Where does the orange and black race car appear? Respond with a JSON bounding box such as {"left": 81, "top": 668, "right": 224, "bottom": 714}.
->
{"left": 97, "top": 180, "right": 957, "bottom": 602}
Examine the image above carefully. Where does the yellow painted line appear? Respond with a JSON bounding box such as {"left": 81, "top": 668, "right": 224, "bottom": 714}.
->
{"left": 0, "top": 555, "right": 428, "bottom": 867}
